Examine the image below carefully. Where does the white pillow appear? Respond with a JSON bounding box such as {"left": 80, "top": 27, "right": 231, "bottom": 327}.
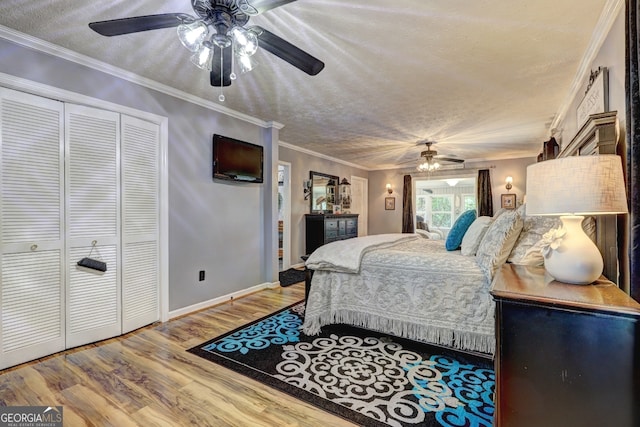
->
{"left": 460, "top": 216, "right": 493, "bottom": 256}
{"left": 415, "top": 229, "right": 443, "bottom": 240}
{"left": 476, "top": 209, "right": 524, "bottom": 279}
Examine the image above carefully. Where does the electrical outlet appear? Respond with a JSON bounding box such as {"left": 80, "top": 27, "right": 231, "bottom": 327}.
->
{"left": 199, "top": 270, "right": 205, "bottom": 281}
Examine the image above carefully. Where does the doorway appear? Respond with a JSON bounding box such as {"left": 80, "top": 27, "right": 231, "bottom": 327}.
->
{"left": 350, "top": 176, "right": 368, "bottom": 236}
{"left": 278, "top": 162, "right": 291, "bottom": 271}
{"left": 414, "top": 176, "right": 476, "bottom": 238}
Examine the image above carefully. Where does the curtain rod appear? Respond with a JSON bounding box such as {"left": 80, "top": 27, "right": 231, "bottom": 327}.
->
{"left": 396, "top": 165, "right": 496, "bottom": 177}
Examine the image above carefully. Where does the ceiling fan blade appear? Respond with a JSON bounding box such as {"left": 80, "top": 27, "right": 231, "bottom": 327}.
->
{"left": 243, "top": 0, "right": 298, "bottom": 15}
{"left": 436, "top": 156, "right": 465, "bottom": 163}
{"left": 89, "top": 13, "right": 191, "bottom": 36}
{"left": 398, "top": 158, "right": 420, "bottom": 165}
{"left": 210, "top": 46, "right": 232, "bottom": 87}
{"left": 251, "top": 26, "right": 324, "bottom": 76}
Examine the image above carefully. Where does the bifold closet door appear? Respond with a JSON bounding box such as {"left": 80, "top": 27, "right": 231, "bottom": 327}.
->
{"left": 121, "top": 115, "right": 159, "bottom": 333}
{"left": 65, "top": 104, "right": 121, "bottom": 349}
{"left": 0, "top": 88, "right": 65, "bottom": 370}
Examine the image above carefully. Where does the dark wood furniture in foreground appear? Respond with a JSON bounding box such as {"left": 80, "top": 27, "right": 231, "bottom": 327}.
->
{"left": 491, "top": 264, "right": 640, "bottom": 427}
{"left": 304, "top": 214, "right": 358, "bottom": 254}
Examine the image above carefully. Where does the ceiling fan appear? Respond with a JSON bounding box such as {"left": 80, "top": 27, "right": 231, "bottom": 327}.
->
{"left": 414, "top": 141, "right": 464, "bottom": 172}
{"left": 88, "top": 0, "right": 324, "bottom": 98}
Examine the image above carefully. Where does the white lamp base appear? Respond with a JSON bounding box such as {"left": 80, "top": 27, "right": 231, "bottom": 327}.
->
{"left": 544, "top": 215, "right": 603, "bottom": 285}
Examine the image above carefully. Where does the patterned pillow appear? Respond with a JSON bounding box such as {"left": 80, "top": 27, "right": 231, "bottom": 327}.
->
{"left": 475, "top": 209, "right": 524, "bottom": 279}
{"left": 445, "top": 209, "right": 477, "bottom": 251}
{"left": 508, "top": 213, "right": 561, "bottom": 265}
{"left": 460, "top": 216, "right": 493, "bottom": 256}
{"left": 493, "top": 207, "right": 508, "bottom": 219}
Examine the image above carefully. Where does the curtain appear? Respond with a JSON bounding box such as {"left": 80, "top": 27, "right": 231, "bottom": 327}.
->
{"left": 626, "top": 0, "right": 640, "bottom": 301}
{"left": 402, "top": 174, "right": 414, "bottom": 233}
{"left": 477, "top": 169, "right": 493, "bottom": 217}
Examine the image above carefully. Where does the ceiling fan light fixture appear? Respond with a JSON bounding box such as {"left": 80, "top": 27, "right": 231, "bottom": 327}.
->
{"left": 190, "top": 41, "right": 213, "bottom": 70}
{"left": 418, "top": 160, "right": 440, "bottom": 172}
{"left": 231, "top": 26, "right": 258, "bottom": 56}
{"left": 177, "top": 19, "right": 209, "bottom": 52}
{"left": 238, "top": 54, "right": 256, "bottom": 73}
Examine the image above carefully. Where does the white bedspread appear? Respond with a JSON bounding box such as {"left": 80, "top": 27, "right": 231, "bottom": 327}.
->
{"left": 302, "top": 237, "right": 495, "bottom": 355}
{"left": 305, "top": 233, "right": 418, "bottom": 273}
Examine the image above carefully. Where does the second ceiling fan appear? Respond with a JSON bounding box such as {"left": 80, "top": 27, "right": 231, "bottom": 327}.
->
{"left": 88, "top": 0, "right": 325, "bottom": 96}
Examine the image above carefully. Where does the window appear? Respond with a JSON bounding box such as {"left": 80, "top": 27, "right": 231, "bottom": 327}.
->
{"left": 430, "top": 195, "right": 454, "bottom": 228}
{"left": 416, "top": 195, "right": 428, "bottom": 222}
{"left": 462, "top": 194, "right": 477, "bottom": 212}
{"left": 414, "top": 177, "right": 476, "bottom": 232}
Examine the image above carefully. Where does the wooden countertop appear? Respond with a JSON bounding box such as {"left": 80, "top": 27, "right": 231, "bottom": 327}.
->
{"left": 491, "top": 264, "right": 640, "bottom": 317}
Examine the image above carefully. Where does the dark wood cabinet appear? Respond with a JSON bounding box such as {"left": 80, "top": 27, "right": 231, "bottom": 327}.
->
{"left": 304, "top": 214, "right": 358, "bottom": 254}
{"left": 491, "top": 264, "right": 640, "bottom": 427}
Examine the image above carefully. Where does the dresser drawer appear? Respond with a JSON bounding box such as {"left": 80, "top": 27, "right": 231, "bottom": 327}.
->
{"left": 325, "top": 220, "right": 338, "bottom": 231}
{"left": 325, "top": 229, "right": 338, "bottom": 239}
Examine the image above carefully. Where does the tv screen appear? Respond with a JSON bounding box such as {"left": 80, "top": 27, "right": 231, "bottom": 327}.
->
{"left": 212, "top": 134, "right": 264, "bottom": 183}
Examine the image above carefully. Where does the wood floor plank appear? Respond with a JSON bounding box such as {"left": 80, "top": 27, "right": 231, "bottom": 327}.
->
{"left": 0, "top": 283, "right": 356, "bottom": 426}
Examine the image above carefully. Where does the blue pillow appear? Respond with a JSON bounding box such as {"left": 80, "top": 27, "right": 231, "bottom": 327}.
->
{"left": 445, "top": 209, "right": 477, "bottom": 251}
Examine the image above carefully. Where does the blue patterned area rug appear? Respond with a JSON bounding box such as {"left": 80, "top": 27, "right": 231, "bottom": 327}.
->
{"left": 188, "top": 302, "right": 495, "bottom": 427}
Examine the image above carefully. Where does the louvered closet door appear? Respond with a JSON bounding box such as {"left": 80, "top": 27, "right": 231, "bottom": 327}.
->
{"left": 65, "top": 105, "right": 121, "bottom": 348}
{"left": 0, "top": 88, "right": 65, "bottom": 370}
{"left": 121, "top": 115, "right": 159, "bottom": 333}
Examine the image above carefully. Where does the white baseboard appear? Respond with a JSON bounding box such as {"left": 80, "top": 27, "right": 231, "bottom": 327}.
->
{"left": 168, "top": 281, "right": 278, "bottom": 319}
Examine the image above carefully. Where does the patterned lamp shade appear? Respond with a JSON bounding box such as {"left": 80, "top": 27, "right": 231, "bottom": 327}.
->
{"left": 526, "top": 155, "right": 628, "bottom": 216}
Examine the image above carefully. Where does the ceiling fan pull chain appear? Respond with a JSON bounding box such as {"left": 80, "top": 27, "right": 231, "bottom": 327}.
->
{"left": 218, "top": 47, "right": 225, "bottom": 102}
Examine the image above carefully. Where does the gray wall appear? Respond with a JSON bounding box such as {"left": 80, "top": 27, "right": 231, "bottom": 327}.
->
{"left": 278, "top": 144, "right": 368, "bottom": 263}
{"left": 0, "top": 37, "right": 275, "bottom": 311}
{"left": 556, "top": 7, "right": 626, "bottom": 148}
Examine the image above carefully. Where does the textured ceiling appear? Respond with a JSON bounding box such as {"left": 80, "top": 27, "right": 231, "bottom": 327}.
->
{"left": 0, "top": 0, "right": 609, "bottom": 169}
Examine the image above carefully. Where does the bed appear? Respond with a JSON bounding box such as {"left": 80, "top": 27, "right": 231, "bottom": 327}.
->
{"left": 302, "top": 206, "right": 555, "bottom": 356}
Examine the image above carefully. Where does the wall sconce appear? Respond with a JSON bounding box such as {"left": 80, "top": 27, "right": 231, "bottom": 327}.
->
{"left": 386, "top": 183, "right": 393, "bottom": 194}
{"left": 303, "top": 179, "right": 312, "bottom": 200}
{"left": 505, "top": 176, "right": 513, "bottom": 192}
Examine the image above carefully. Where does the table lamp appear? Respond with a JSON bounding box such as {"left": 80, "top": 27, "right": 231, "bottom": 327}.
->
{"left": 526, "top": 155, "right": 628, "bottom": 284}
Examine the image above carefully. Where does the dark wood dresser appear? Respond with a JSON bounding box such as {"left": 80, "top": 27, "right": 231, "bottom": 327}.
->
{"left": 304, "top": 214, "right": 358, "bottom": 255}
{"left": 490, "top": 264, "right": 640, "bottom": 427}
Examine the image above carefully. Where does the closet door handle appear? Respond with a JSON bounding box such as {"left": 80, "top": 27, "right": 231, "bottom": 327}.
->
{"left": 30, "top": 244, "right": 38, "bottom": 251}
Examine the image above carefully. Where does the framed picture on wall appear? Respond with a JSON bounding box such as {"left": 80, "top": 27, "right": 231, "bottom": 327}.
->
{"left": 385, "top": 197, "right": 395, "bottom": 210}
{"left": 501, "top": 194, "right": 516, "bottom": 209}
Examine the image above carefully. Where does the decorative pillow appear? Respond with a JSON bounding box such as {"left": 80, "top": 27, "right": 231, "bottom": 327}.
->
{"left": 475, "top": 209, "right": 524, "bottom": 279}
{"left": 508, "top": 212, "right": 561, "bottom": 265}
{"left": 493, "top": 207, "right": 508, "bottom": 219}
{"left": 582, "top": 216, "right": 596, "bottom": 242}
{"left": 460, "top": 216, "right": 493, "bottom": 256}
{"left": 415, "top": 229, "right": 442, "bottom": 239}
{"left": 445, "top": 209, "right": 477, "bottom": 251}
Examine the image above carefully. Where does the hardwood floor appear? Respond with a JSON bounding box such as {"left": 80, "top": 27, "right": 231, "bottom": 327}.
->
{"left": 0, "top": 282, "right": 357, "bottom": 427}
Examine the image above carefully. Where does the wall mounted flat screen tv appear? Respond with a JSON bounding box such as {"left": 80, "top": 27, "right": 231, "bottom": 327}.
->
{"left": 212, "top": 134, "right": 264, "bottom": 183}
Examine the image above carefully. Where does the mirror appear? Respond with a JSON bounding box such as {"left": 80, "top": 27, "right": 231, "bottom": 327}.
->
{"left": 309, "top": 171, "right": 339, "bottom": 214}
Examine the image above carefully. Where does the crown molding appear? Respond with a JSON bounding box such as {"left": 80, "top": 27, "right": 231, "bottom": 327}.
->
{"left": 278, "top": 141, "right": 371, "bottom": 171}
{"left": 549, "top": 0, "right": 623, "bottom": 132}
{"left": 0, "top": 25, "right": 278, "bottom": 129}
